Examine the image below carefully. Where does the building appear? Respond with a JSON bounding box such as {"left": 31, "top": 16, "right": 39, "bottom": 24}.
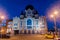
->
{"left": 12, "top": 5, "right": 47, "bottom": 34}
{"left": 0, "top": 20, "right": 7, "bottom": 34}
{"left": 6, "top": 20, "right": 13, "bottom": 34}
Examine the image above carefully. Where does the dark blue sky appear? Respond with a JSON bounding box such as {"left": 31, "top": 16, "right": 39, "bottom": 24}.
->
{"left": 0, "top": 0, "right": 60, "bottom": 30}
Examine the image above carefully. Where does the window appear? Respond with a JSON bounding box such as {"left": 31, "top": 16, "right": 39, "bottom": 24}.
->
{"left": 27, "top": 26, "right": 32, "bottom": 29}
{"left": 2, "top": 23, "right": 6, "bottom": 26}
{"left": 36, "top": 20, "right": 38, "bottom": 27}
{"left": 36, "top": 20, "right": 38, "bottom": 25}
{"left": 20, "top": 21, "right": 22, "bottom": 27}
{"left": 14, "top": 27, "right": 17, "bottom": 29}
{"left": 14, "top": 23, "right": 17, "bottom": 26}
{"left": 27, "top": 11, "right": 31, "bottom": 16}
{"left": 27, "top": 19, "right": 32, "bottom": 25}
{"left": 27, "top": 19, "right": 32, "bottom": 29}
{"left": 27, "top": 9, "right": 32, "bottom": 16}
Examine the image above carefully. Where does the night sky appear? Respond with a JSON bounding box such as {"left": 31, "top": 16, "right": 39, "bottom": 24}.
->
{"left": 0, "top": 0, "right": 60, "bottom": 30}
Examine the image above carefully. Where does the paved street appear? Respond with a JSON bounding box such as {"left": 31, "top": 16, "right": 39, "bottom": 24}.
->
{"left": 0, "top": 34, "right": 53, "bottom": 40}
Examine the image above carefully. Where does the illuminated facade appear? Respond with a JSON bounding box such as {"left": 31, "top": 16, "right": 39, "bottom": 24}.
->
{"left": 12, "top": 5, "right": 47, "bottom": 34}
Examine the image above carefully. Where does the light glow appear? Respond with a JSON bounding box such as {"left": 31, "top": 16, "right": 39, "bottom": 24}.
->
{"left": 1, "top": 29, "right": 4, "bottom": 32}
{"left": 50, "top": 15, "right": 54, "bottom": 18}
{"left": 0, "top": 5, "right": 9, "bottom": 19}
{"left": 1, "top": 16, "right": 5, "bottom": 20}
{"left": 54, "top": 10, "right": 58, "bottom": 15}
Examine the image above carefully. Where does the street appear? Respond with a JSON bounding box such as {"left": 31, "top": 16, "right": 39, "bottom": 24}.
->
{"left": 0, "top": 34, "right": 53, "bottom": 40}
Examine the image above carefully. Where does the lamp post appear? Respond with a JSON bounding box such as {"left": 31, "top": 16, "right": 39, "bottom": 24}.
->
{"left": 50, "top": 10, "right": 58, "bottom": 35}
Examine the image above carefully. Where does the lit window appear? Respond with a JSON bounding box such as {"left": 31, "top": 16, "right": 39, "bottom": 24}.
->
{"left": 2, "top": 23, "right": 6, "bottom": 26}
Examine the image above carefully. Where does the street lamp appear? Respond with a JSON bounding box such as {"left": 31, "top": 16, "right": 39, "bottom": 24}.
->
{"left": 50, "top": 10, "right": 58, "bottom": 35}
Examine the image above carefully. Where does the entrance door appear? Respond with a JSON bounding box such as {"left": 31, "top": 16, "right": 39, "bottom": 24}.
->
{"left": 14, "top": 30, "right": 19, "bottom": 35}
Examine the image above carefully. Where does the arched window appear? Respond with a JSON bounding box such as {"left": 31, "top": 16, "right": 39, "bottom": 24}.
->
{"left": 27, "top": 19, "right": 32, "bottom": 25}
{"left": 27, "top": 19, "right": 32, "bottom": 29}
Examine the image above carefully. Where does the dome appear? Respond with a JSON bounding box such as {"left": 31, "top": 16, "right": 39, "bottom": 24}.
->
{"left": 25, "top": 5, "right": 34, "bottom": 10}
